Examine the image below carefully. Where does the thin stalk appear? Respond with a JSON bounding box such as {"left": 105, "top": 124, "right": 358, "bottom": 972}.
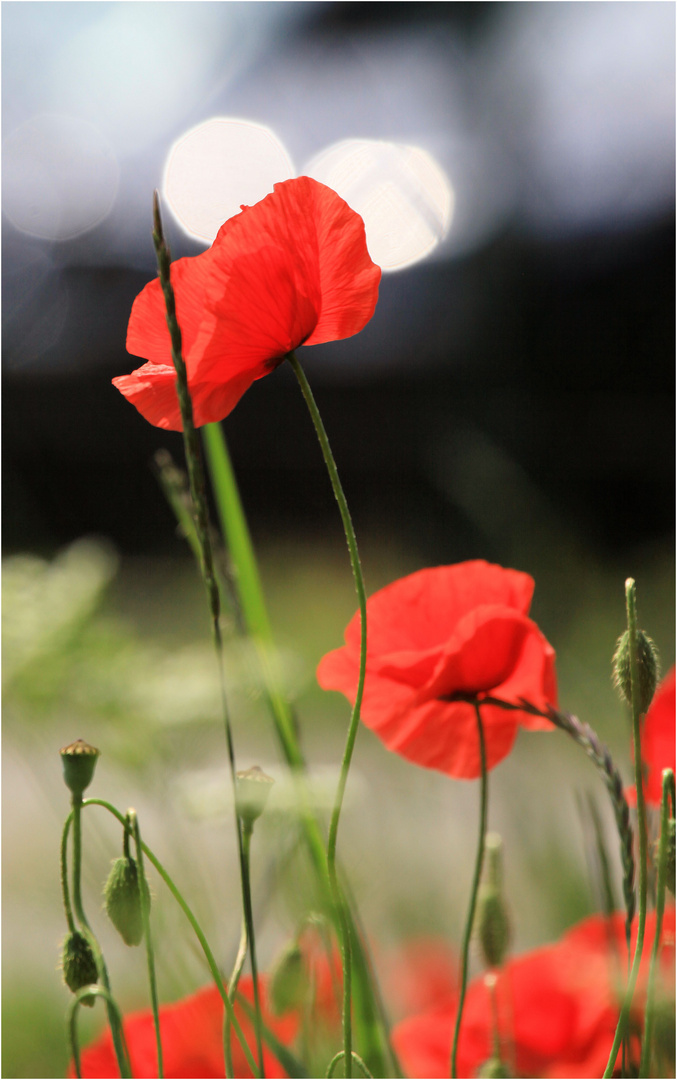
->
{"left": 461, "top": 693, "right": 637, "bottom": 945}
{"left": 199, "top": 418, "right": 392, "bottom": 1078}
{"left": 287, "top": 350, "right": 369, "bottom": 1079}
{"left": 451, "top": 703, "right": 489, "bottom": 1078}
{"left": 69, "top": 799, "right": 130, "bottom": 1078}
{"left": 130, "top": 811, "right": 163, "bottom": 1079}
{"left": 241, "top": 821, "right": 265, "bottom": 1077}
{"left": 60, "top": 816, "right": 76, "bottom": 934}
{"left": 603, "top": 579, "right": 649, "bottom": 1077}
{"left": 82, "top": 798, "right": 259, "bottom": 1078}
{"left": 224, "top": 921, "right": 248, "bottom": 1078}
{"left": 69, "top": 986, "right": 127, "bottom": 1080}
{"left": 638, "top": 769, "right": 673, "bottom": 1077}
{"left": 152, "top": 194, "right": 260, "bottom": 1074}
{"left": 326, "top": 1051, "right": 374, "bottom": 1079}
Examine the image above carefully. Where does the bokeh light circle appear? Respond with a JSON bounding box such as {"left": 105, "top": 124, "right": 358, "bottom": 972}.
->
{"left": 304, "top": 139, "right": 454, "bottom": 271}
{"left": 163, "top": 118, "right": 295, "bottom": 242}
{"left": 2, "top": 114, "right": 119, "bottom": 241}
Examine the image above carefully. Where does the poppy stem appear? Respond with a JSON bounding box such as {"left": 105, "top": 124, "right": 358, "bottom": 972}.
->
{"left": 240, "top": 819, "right": 266, "bottom": 1077}
{"left": 638, "top": 768, "right": 673, "bottom": 1076}
{"left": 80, "top": 798, "right": 260, "bottom": 1078}
{"left": 151, "top": 194, "right": 264, "bottom": 1078}
{"left": 224, "top": 919, "right": 248, "bottom": 1078}
{"left": 450, "top": 702, "right": 488, "bottom": 1079}
{"left": 603, "top": 580, "right": 649, "bottom": 1078}
{"left": 198, "top": 423, "right": 396, "bottom": 1077}
{"left": 287, "top": 350, "right": 368, "bottom": 1080}
{"left": 129, "top": 810, "right": 163, "bottom": 1079}
{"left": 64, "top": 803, "right": 132, "bottom": 1078}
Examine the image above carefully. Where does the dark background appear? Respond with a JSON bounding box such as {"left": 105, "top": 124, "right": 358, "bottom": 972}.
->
{"left": 4, "top": 1, "right": 675, "bottom": 563}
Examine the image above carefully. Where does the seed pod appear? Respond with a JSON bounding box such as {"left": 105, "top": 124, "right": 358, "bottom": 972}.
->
{"left": 62, "top": 931, "right": 98, "bottom": 1006}
{"left": 235, "top": 766, "right": 275, "bottom": 828}
{"left": 104, "top": 856, "right": 150, "bottom": 946}
{"left": 60, "top": 739, "right": 100, "bottom": 798}
{"left": 268, "top": 940, "right": 308, "bottom": 1016}
{"left": 612, "top": 629, "right": 660, "bottom": 715}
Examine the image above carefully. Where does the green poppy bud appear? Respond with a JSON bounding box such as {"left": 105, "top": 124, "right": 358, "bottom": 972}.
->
{"left": 235, "top": 766, "right": 275, "bottom": 828}
{"left": 477, "top": 834, "right": 511, "bottom": 970}
{"left": 104, "top": 856, "right": 150, "bottom": 946}
{"left": 62, "top": 931, "right": 98, "bottom": 1006}
{"left": 612, "top": 629, "right": 660, "bottom": 715}
{"left": 268, "top": 940, "right": 308, "bottom": 1016}
{"left": 60, "top": 739, "right": 100, "bottom": 798}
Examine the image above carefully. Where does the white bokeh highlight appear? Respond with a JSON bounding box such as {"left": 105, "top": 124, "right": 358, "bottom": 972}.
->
{"left": 3, "top": 114, "right": 119, "bottom": 241}
{"left": 305, "top": 139, "right": 454, "bottom": 271}
{"left": 163, "top": 118, "right": 294, "bottom": 242}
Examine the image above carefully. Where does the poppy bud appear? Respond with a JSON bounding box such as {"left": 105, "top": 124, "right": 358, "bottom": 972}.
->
{"left": 268, "top": 940, "right": 308, "bottom": 1016}
{"left": 104, "top": 856, "right": 150, "bottom": 946}
{"left": 477, "top": 834, "right": 510, "bottom": 970}
{"left": 477, "top": 1058, "right": 511, "bottom": 1078}
{"left": 60, "top": 739, "right": 100, "bottom": 798}
{"left": 61, "top": 931, "right": 98, "bottom": 1006}
{"left": 612, "top": 629, "right": 660, "bottom": 715}
{"left": 235, "top": 766, "right": 275, "bottom": 828}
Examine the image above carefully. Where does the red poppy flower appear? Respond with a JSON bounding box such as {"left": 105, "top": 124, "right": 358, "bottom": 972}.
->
{"left": 392, "top": 908, "right": 675, "bottom": 1078}
{"left": 70, "top": 976, "right": 297, "bottom": 1078}
{"left": 317, "top": 561, "right": 557, "bottom": 779}
{"left": 628, "top": 666, "right": 676, "bottom": 807}
{"left": 113, "top": 177, "right": 380, "bottom": 430}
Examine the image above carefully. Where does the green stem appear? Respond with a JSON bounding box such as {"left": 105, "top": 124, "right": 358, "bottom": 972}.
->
{"left": 69, "top": 986, "right": 127, "bottom": 1080}
{"left": 60, "top": 816, "right": 76, "bottom": 934}
{"left": 224, "top": 920, "right": 248, "bottom": 1079}
{"left": 82, "top": 798, "right": 259, "bottom": 1078}
{"left": 451, "top": 703, "right": 488, "bottom": 1079}
{"left": 241, "top": 821, "right": 265, "bottom": 1078}
{"left": 152, "top": 195, "right": 260, "bottom": 1075}
{"left": 200, "top": 418, "right": 392, "bottom": 1078}
{"left": 603, "top": 579, "right": 649, "bottom": 1077}
{"left": 287, "top": 351, "right": 369, "bottom": 1080}
{"left": 326, "top": 1051, "right": 374, "bottom": 1079}
{"left": 130, "top": 811, "right": 163, "bottom": 1079}
{"left": 69, "top": 800, "right": 130, "bottom": 1078}
{"left": 638, "top": 769, "right": 673, "bottom": 1077}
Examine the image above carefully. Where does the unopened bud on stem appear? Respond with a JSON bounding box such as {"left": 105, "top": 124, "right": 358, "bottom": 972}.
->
{"left": 61, "top": 931, "right": 98, "bottom": 1006}
{"left": 477, "top": 833, "right": 511, "bottom": 970}
{"left": 613, "top": 629, "right": 659, "bottom": 716}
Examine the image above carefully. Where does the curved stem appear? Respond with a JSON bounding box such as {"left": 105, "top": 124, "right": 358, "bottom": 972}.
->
{"left": 603, "top": 580, "right": 649, "bottom": 1077}
{"left": 224, "top": 920, "right": 248, "bottom": 1079}
{"left": 82, "top": 798, "right": 259, "bottom": 1078}
{"left": 287, "top": 351, "right": 368, "bottom": 1079}
{"left": 60, "top": 816, "right": 76, "bottom": 934}
{"left": 451, "top": 703, "right": 488, "bottom": 1079}
{"left": 241, "top": 821, "right": 265, "bottom": 1077}
{"left": 69, "top": 800, "right": 130, "bottom": 1078}
{"left": 638, "top": 769, "right": 673, "bottom": 1076}
{"left": 69, "top": 986, "right": 128, "bottom": 1080}
{"left": 130, "top": 811, "right": 163, "bottom": 1079}
{"left": 199, "top": 419, "right": 394, "bottom": 1078}
{"left": 326, "top": 1051, "right": 374, "bottom": 1079}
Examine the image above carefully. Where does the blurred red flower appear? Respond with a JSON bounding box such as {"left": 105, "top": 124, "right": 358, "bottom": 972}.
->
{"left": 70, "top": 976, "right": 297, "bottom": 1079}
{"left": 392, "top": 908, "right": 675, "bottom": 1078}
{"left": 317, "top": 561, "right": 557, "bottom": 779}
{"left": 112, "top": 177, "right": 380, "bottom": 430}
{"left": 628, "top": 666, "right": 676, "bottom": 807}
